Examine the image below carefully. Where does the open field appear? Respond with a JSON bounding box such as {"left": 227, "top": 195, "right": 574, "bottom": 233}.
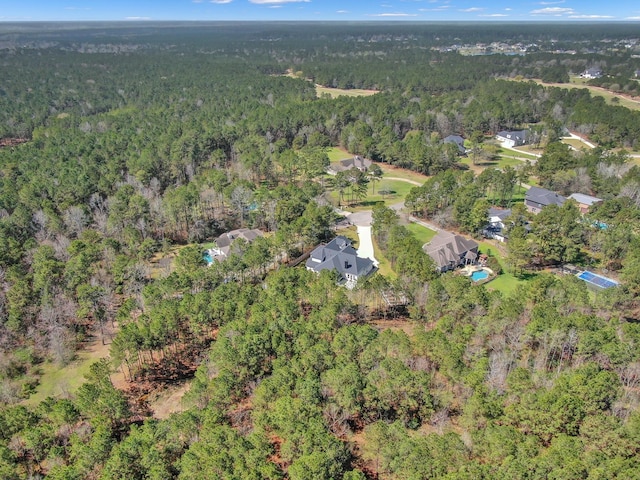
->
{"left": 326, "top": 146, "right": 429, "bottom": 185}
{"left": 460, "top": 154, "right": 527, "bottom": 171}
{"left": 562, "top": 138, "right": 594, "bottom": 150}
{"left": 521, "top": 77, "right": 640, "bottom": 112}
{"left": 378, "top": 164, "right": 428, "bottom": 184}
{"left": 24, "top": 334, "right": 111, "bottom": 406}
{"left": 328, "top": 178, "right": 416, "bottom": 211}
{"left": 316, "top": 85, "right": 378, "bottom": 98}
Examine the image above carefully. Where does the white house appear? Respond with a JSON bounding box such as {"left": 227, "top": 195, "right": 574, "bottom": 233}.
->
{"left": 496, "top": 130, "right": 528, "bottom": 148}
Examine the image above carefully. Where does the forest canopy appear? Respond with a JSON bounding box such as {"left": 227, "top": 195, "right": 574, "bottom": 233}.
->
{"left": 1, "top": 22, "right": 640, "bottom": 479}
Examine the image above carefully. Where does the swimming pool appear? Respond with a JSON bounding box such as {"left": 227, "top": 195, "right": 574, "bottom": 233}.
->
{"left": 470, "top": 270, "right": 489, "bottom": 282}
{"left": 577, "top": 270, "right": 618, "bottom": 289}
{"left": 203, "top": 252, "right": 213, "bottom": 264}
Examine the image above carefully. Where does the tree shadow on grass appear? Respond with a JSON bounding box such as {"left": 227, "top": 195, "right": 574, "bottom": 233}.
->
{"left": 352, "top": 200, "right": 386, "bottom": 208}
{"left": 513, "top": 271, "right": 538, "bottom": 281}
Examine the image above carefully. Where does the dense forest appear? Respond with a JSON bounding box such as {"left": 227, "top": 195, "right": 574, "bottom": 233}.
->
{"left": 1, "top": 22, "right": 640, "bottom": 478}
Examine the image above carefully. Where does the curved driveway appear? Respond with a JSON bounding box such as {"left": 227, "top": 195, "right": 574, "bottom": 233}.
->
{"left": 340, "top": 176, "right": 428, "bottom": 267}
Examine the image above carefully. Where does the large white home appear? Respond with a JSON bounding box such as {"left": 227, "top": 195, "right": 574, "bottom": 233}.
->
{"left": 496, "top": 130, "right": 528, "bottom": 148}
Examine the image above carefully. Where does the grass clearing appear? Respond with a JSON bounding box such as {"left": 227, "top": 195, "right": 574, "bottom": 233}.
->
{"left": 406, "top": 222, "right": 437, "bottom": 245}
{"left": 372, "top": 237, "right": 395, "bottom": 278}
{"left": 487, "top": 271, "right": 532, "bottom": 294}
{"left": 460, "top": 155, "right": 528, "bottom": 171}
{"left": 497, "top": 146, "right": 540, "bottom": 159}
{"left": 562, "top": 138, "right": 594, "bottom": 150}
{"left": 378, "top": 163, "right": 428, "bottom": 185}
{"left": 339, "top": 225, "right": 360, "bottom": 247}
{"left": 328, "top": 179, "right": 415, "bottom": 211}
{"left": 522, "top": 77, "right": 640, "bottom": 111}
{"left": 474, "top": 239, "right": 537, "bottom": 294}
{"left": 316, "top": 85, "right": 378, "bottom": 98}
{"left": 25, "top": 336, "right": 111, "bottom": 406}
{"left": 327, "top": 146, "right": 350, "bottom": 162}
{"left": 148, "top": 244, "right": 189, "bottom": 279}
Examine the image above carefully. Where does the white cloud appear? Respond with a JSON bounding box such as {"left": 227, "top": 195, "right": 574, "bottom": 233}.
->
{"left": 538, "top": 1, "right": 565, "bottom": 4}
{"left": 249, "top": 0, "right": 310, "bottom": 4}
{"left": 625, "top": 16, "right": 640, "bottom": 20}
{"left": 459, "top": 7, "right": 484, "bottom": 13}
{"left": 530, "top": 7, "right": 575, "bottom": 15}
{"left": 419, "top": 6, "right": 450, "bottom": 11}
{"left": 568, "top": 14, "right": 613, "bottom": 19}
{"left": 336, "top": 10, "right": 349, "bottom": 14}
{"left": 505, "top": 8, "right": 512, "bottom": 11}
{"left": 479, "top": 13, "right": 508, "bottom": 17}
{"left": 124, "top": 16, "right": 151, "bottom": 20}
{"left": 209, "top": 0, "right": 232, "bottom": 3}
{"left": 368, "top": 12, "right": 419, "bottom": 17}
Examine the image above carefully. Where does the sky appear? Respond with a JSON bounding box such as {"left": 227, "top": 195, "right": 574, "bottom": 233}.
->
{"left": 2, "top": 0, "right": 640, "bottom": 22}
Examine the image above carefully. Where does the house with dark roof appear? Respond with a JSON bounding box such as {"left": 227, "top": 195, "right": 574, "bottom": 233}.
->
{"left": 525, "top": 187, "right": 566, "bottom": 214}
{"left": 422, "top": 231, "right": 479, "bottom": 273}
{"left": 581, "top": 67, "right": 603, "bottom": 79}
{"left": 443, "top": 135, "right": 467, "bottom": 155}
{"left": 306, "top": 236, "right": 375, "bottom": 288}
{"left": 496, "top": 130, "right": 528, "bottom": 148}
{"left": 327, "top": 155, "right": 372, "bottom": 174}
{"left": 568, "top": 193, "right": 602, "bottom": 214}
{"left": 208, "top": 228, "right": 263, "bottom": 261}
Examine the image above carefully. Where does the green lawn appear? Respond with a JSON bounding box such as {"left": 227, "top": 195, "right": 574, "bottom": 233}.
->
{"left": 474, "top": 239, "right": 534, "bottom": 294}
{"left": 461, "top": 155, "right": 530, "bottom": 171}
{"left": 378, "top": 163, "right": 428, "bottom": 185}
{"left": 486, "top": 271, "right": 531, "bottom": 294}
{"left": 372, "top": 237, "right": 395, "bottom": 279}
{"left": 329, "top": 179, "right": 416, "bottom": 210}
{"left": 340, "top": 225, "right": 360, "bottom": 248}
{"left": 503, "top": 146, "right": 541, "bottom": 159}
{"left": 24, "top": 341, "right": 108, "bottom": 406}
{"left": 327, "top": 146, "right": 350, "bottom": 162}
{"left": 326, "top": 147, "right": 429, "bottom": 186}
{"left": 406, "top": 222, "right": 438, "bottom": 245}
{"left": 561, "top": 138, "right": 593, "bottom": 150}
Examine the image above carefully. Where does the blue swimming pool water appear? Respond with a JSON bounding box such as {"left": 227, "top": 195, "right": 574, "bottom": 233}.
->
{"left": 203, "top": 252, "right": 213, "bottom": 264}
{"left": 577, "top": 271, "right": 618, "bottom": 289}
{"left": 471, "top": 270, "right": 489, "bottom": 282}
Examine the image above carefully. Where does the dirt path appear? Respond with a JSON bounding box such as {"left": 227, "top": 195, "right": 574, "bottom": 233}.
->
{"left": 149, "top": 381, "right": 192, "bottom": 419}
{"left": 384, "top": 176, "right": 422, "bottom": 186}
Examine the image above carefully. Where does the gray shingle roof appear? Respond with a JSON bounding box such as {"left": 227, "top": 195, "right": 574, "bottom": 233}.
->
{"left": 423, "top": 231, "right": 478, "bottom": 269}
{"left": 306, "top": 236, "right": 374, "bottom": 278}
{"left": 525, "top": 186, "right": 566, "bottom": 208}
